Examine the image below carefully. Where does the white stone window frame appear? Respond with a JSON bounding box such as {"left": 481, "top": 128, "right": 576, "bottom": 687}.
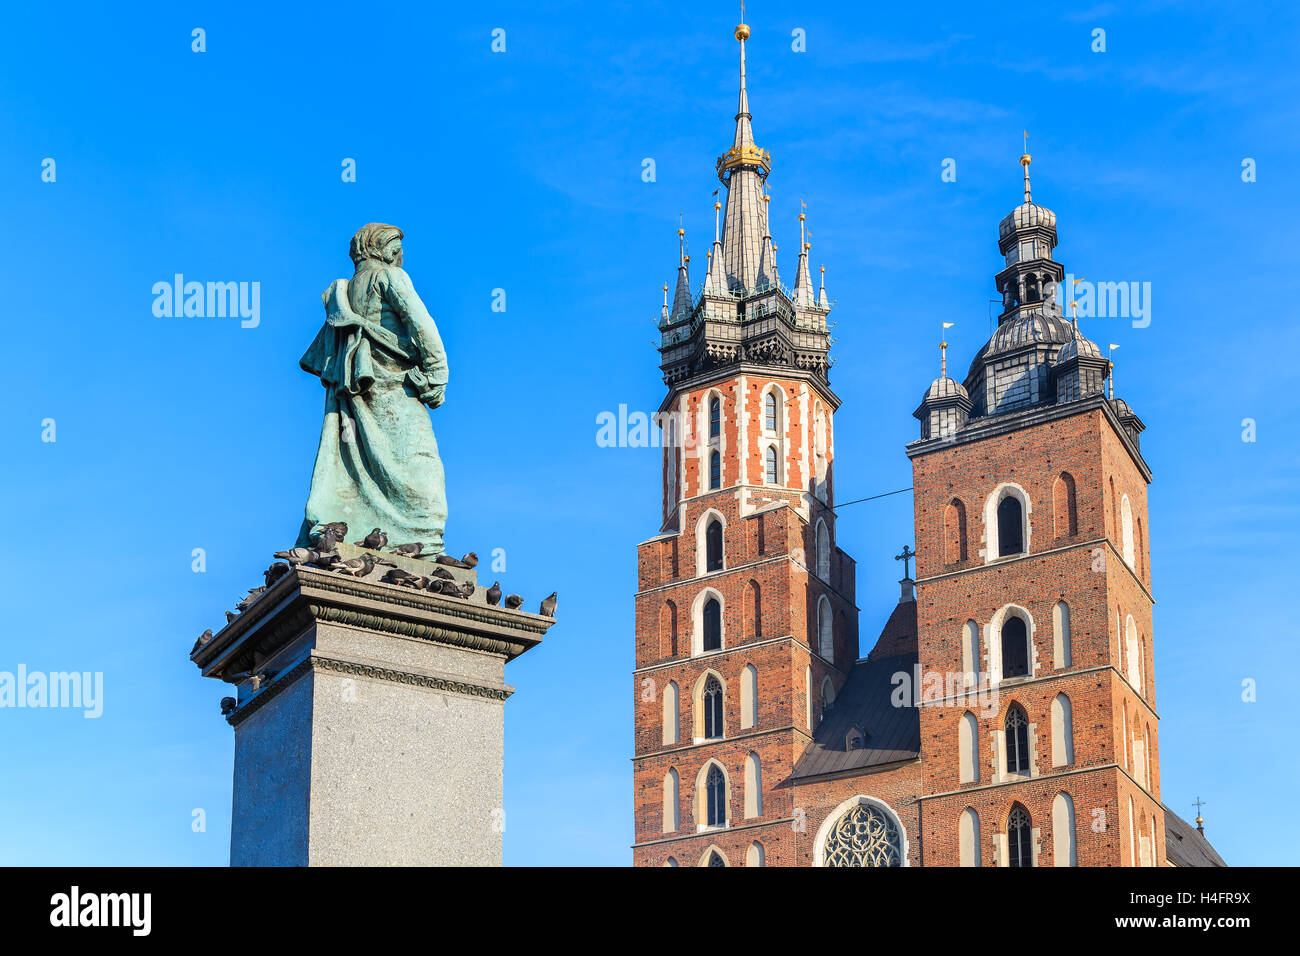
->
{"left": 700, "top": 388, "right": 726, "bottom": 492}
{"left": 694, "top": 508, "right": 727, "bottom": 578}
{"left": 692, "top": 668, "right": 727, "bottom": 743}
{"left": 812, "top": 794, "right": 911, "bottom": 868}
{"left": 983, "top": 481, "right": 1032, "bottom": 564}
{"left": 814, "top": 518, "right": 831, "bottom": 581}
{"left": 816, "top": 594, "right": 834, "bottom": 662}
{"left": 986, "top": 604, "right": 1037, "bottom": 688}
{"left": 694, "top": 760, "right": 733, "bottom": 833}
{"left": 690, "top": 587, "right": 726, "bottom": 658}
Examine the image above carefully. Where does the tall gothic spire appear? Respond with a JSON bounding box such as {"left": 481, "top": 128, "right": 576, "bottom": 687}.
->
{"left": 793, "top": 211, "right": 815, "bottom": 308}
{"left": 670, "top": 226, "right": 692, "bottom": 319}
{"left": 717, "top": 17, "right": 771, "bottom": 293}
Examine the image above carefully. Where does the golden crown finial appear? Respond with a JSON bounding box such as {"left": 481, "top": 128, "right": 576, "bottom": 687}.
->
{"left": 1021, "top": 153, "right": 1032, "bottom": 167}
{"left": 677, "top": 227, "right": 685, "bottom": 237}
{"left": 714, "top": 201, "right": 722, "bottom": 210}
{"left": 735, "top": 23, "right": 750, "bottom": 41}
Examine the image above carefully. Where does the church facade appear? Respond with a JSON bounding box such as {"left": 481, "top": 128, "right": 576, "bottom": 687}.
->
{"left": 630, "top": 20, "right": 1224, "bottom": 867}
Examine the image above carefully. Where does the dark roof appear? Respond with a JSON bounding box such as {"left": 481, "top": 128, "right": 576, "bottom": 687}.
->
{"left": 791, "top": 651, "right": 920, "bottom": 780}
{"left": 1164, "top": 808, "right": 1227, "bottom": 867}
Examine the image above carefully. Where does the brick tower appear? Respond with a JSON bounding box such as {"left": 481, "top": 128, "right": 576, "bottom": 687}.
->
{"left": 631, "top": 18, "right": 859, "bottom": 867}
{"left": 908, "top": 154, "right": 1164, "bottom": 866}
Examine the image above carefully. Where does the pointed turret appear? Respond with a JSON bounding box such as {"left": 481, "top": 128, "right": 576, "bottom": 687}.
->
{"left": 817, "top": 264, "right": 829, "bottom": 309}
{"left": 793, "top": 212, "right": 815, "bottom": 309}
{"left": 717, "top": 19, "right": 771, "bottom": 292}
{"left": 670, "top": 227, "right": 693, "bottom": 320}
{"left": 703, "top": 201, "right": 727, "bottom": 296}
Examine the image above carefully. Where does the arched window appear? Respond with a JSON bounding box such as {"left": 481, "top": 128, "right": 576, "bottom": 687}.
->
{"left": 743, "top": 752, "right": 762, "bottom": 818}
{"left": 746, "top": 842, "right": 765, "bottom": 867}
{"left": 1005, "top": 705, "right": 1030, "bottom": 775}
{"left": 1120, "top": 494, "right": 1135, "bottom": 567}
{"left": 1001, "top": 615, "right": 1029, "bottom": 679}
{"left": 709, "top": 396, "right": 720, "bottom": 439}
{"left": 705, "top": 519, "right": 723, "bottom": 572}
{"left": 1137, "top": 517, "right": 1145, "bottom": 579}
{"left": 662, "top": 681, "right": 679, "bottom": 745}
{"left": 997, "top": 494, "right": 1024, "bottom": 556}
{"left": 1052, "top": 792, "right": 1077, "bottom": 866}
{"left": 1051, "top": 693, "right": 1074, "bottom": 767}
{"left": 817, "top": 596, "right": 833, "bottom": 660}
{"left": 813, "top": 403, "right": 828, "bottom": 502}
{"left": 1053, "top": 472, "right": 1078, "bottom": 538}
{"left": 816, "top": 520, "right": 831, "bottom": 580}
{"left": 944, "top": 498, "right": 968, "bottom": 564}
{"left": 764, "top": 445, "right": 779, "bottom": 484}
{"left": 959, "top": 710, "right": 979, "bottom": 783}
{"left": 1052, "top": 600, "right": 1071, "bottom": 669}
{"left": 1143, "top": 723, "right": 1152, "bottom": 791}
{"left": 662, "top": 769, "right": 679, "bottom": 832}
{"left": 705, "top": 765, "right": 726, "bottom": 828}
{"left": 706, "top": 849, "right": 726, "bottom": 867}
{"left": 1127, "top": 797, "right": 1136, "bottom": 866}
{"left": 702, "top": 675, "right": 723, "bottom": 739}
{"left": 961, "top": 620, "right": 981, "bottom": 688}
{"left": 764, "top": 390, "right": 778, "bottom": 432}
{"left": 821, "top": 677, "right": 836, "bottom": 720}
{"left": 1007, "top": 804, "right": 1033, "bottom": 867}
{"left": 708, "top": 450, "right": 721, "bottom": 490}
{"left": 819, "top": 797, "right": 906, "bottom": 867}
{"left": 804, "top": 665, "right": 811, "bottom": 729}
{"left": 960, "top": 808, "right": 981, "bottom": 867}
{"left": 740, "top": 664, "right": 757, "bottom": 729}
{"left": 702, "top": 598, "right": 722, "bottom": 652}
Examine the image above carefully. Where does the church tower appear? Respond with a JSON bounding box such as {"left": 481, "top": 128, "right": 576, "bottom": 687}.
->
{"left": 909, "top": 154, "right": 1163, "bottom": 866}
{"left": 632, "top": 18, "right": 856, "bottom": 867}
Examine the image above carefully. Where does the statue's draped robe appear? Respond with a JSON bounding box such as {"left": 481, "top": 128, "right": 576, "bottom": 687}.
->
{"left": 296, "top": 260, "right": 449, "bottom": 553}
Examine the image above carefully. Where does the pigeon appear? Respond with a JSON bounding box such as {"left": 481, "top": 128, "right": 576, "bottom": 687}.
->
{"left": 332, "top": 553, "right": 380, "bottom": 577}
{"left": 434, "top": 551, "right": 478, "bottom": 569}
{"left": 540, "top": 592, "right": 558, "bottom": 618}
{"left": 225, "top": 610, "right": 237, "bottom": 623}
{"left": 390, "top": 542, "right": 424, "bottom": 558}
{"left": 235, "top": 586, "right": 267, "bottom": 612}
{"left": 461, "top": 552, "right": 479, "bottom": 569}
{"left": 190, "top": 629, "right": 214, "bottom": 654}
{"left": 314, "top": 521, "right": 348, "bottom": 539}
{"left": 315, "top": 528, "right": 345, "bottom": 552}
{"left": 486, "top": 581, "right": 502, "bottom": 606}
{"left": 441, "top": 581, "right": 474, "bottom": 600}
{"left": 382, "top": 568, "right": 431, "bottom": 589}
{"left": 309, "top": 552, "right": 342, "bottom": 569}
{"left": 356, "top": 528, "right": 388, "bottom": 550}
{"left": 504, "top": 594, "right": 523, "bottom": 610}
{"left": 264, "top": 563, "right": 291, "bottom": 587}
{"left": 250, "top": 670, "right": 277, "bottom": 692}
{"left": 430, "top": 567, "right": 455, "bottom": 580}
{"left": 275, "top": 547, "right": 328, "bottom": 565}
{"left": 459, "top": 582, "right": 475, "bottom": 599}
{"left": 220, "top": 697, "right": 237, "bottom": 716}
{"left": 424, "top": 578, "right": 447, "bottom": 594}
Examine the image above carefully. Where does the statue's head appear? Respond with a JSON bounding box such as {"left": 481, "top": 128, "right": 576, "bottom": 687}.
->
{"left": 350, "top": 223, "right": 404, "bottom": 268}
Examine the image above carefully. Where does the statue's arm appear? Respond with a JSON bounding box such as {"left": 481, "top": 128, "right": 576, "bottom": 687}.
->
{"left": 384, "top": 267, "right": 449, "bottom": 395}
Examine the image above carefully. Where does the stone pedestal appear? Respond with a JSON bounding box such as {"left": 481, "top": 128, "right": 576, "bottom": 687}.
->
{"left": 191, "top": 548, "right": 550, "bottom": 866}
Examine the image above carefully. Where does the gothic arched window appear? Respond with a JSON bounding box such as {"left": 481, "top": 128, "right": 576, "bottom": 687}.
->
{"left": 1007, "top": 804, "right": 1033, "bottom": 867}
{"left": 1001, "top": 615, "right": 1029, "bottom": 679}
{"left": 705, "top": 765, "right": 726, "bottom": 827}
{"left": 764, "top": 391, "right": 778, "bottom": 432}
{"left": 1006, "top": 705, "right": 1030, "bottom": 775}
{"left": 997, "top": 494, "right": 1024, "bottom": 556}
{"left": 705, "top": 519, "right": 723, "bottom": 572}
{"left": 709, "top": 450, "right": 721, "bottom": 490}
{"left": 822, "top": 800, "right": 904, "bottom": 867}
{"left": 709, "top": 396, "right": 720, "bottom": 439}
{"left": 702, "top": 598, "right": 722, "bottom": 652}
{"left": 702, "top": 676, "right": 723, "bottom": 739}
{"left": 765, "top": 445, "right": 779, "bottom": 484}
{"left": 706, "top": 849, "right": 725, "bottom": 866}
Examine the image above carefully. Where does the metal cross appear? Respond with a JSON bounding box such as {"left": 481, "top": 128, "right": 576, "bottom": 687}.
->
{"left": 1193, "top": 796, "right": 1206, "bottom": 816}
{"left": 894, "top": 544, "right": 916, "bottom": 579}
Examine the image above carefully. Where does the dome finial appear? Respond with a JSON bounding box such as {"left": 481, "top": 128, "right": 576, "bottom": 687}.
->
{"left": 1021, "top": 130, "right": 1032, "bottom": 203}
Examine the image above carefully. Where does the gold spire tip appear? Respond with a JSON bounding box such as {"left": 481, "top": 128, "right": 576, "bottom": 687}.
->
{"left": 1021, "top": 153, "right": 1032, "bottom": 167}
{"left": 735, "top": 23, "right": 750, "bottom": 41}
{"left": 714, "top": 201, "right": 721, "bottom": 210}
{"left": 677, "top": 227, "right": 685, "bottom": 237}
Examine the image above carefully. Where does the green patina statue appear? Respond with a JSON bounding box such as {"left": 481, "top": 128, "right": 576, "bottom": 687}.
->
{"left": 295, "top": 224, "right": 449, "bottom": 555}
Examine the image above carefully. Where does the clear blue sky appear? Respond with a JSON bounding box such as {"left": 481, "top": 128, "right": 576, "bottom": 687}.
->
{"left": 1, "top": 1, "right": 1295, "bottom": 866}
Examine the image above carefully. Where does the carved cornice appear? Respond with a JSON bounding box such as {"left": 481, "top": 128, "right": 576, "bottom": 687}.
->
{"left": 227, "top": 655, "right": 511, "bottom": 727}
{"left": 195, "top": 565, "right": 551, "bottom": 682}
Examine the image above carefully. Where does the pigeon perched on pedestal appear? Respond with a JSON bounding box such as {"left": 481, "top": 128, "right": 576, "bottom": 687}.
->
{"left": 487, "top": 582, "right": 502, "bottom": 606}
{"left": 430, "top": 567, "right": 455, "bottom": 580}
{"left": 434, "top": 552, "right": 478, "bottom": 569}
{"left": 315, "top": 528, "right": 345, "bottom": 552}
{"left": 264, "top": 563, "right": 290, "bottom": 587}
{"left": 220, "top": 697, "right": 237, "bottom": 716}
{"left": 540, "top": 592, "right": 558, "bottom": 618}
{"left": 235, "top": 586, "right": 267, "bottom": 612}
{"left": 225, "top": 610, "right": 237, "bottom": 623}
{"left": 331, "top": 553, "right": 384, "bottom": 577}
{"left": 314, "top": 521, "right": 348, "bottom": 540}
{"left": 191, "top": 629, "right": 214, "bottom": 654}
{"left": 275, "top": 547, "right": 326, "bottom": 565}
{"left": 503, "top": 594, "right": 523, "bottom": 610}
{"left": 356, "top": 528, "right": 388, "bottom": 550}
{"left": 383, "top": 567, "right": 431, "bottom": 589}
{"left": 391, "top": 542, "right": 424, "bottom": 558}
